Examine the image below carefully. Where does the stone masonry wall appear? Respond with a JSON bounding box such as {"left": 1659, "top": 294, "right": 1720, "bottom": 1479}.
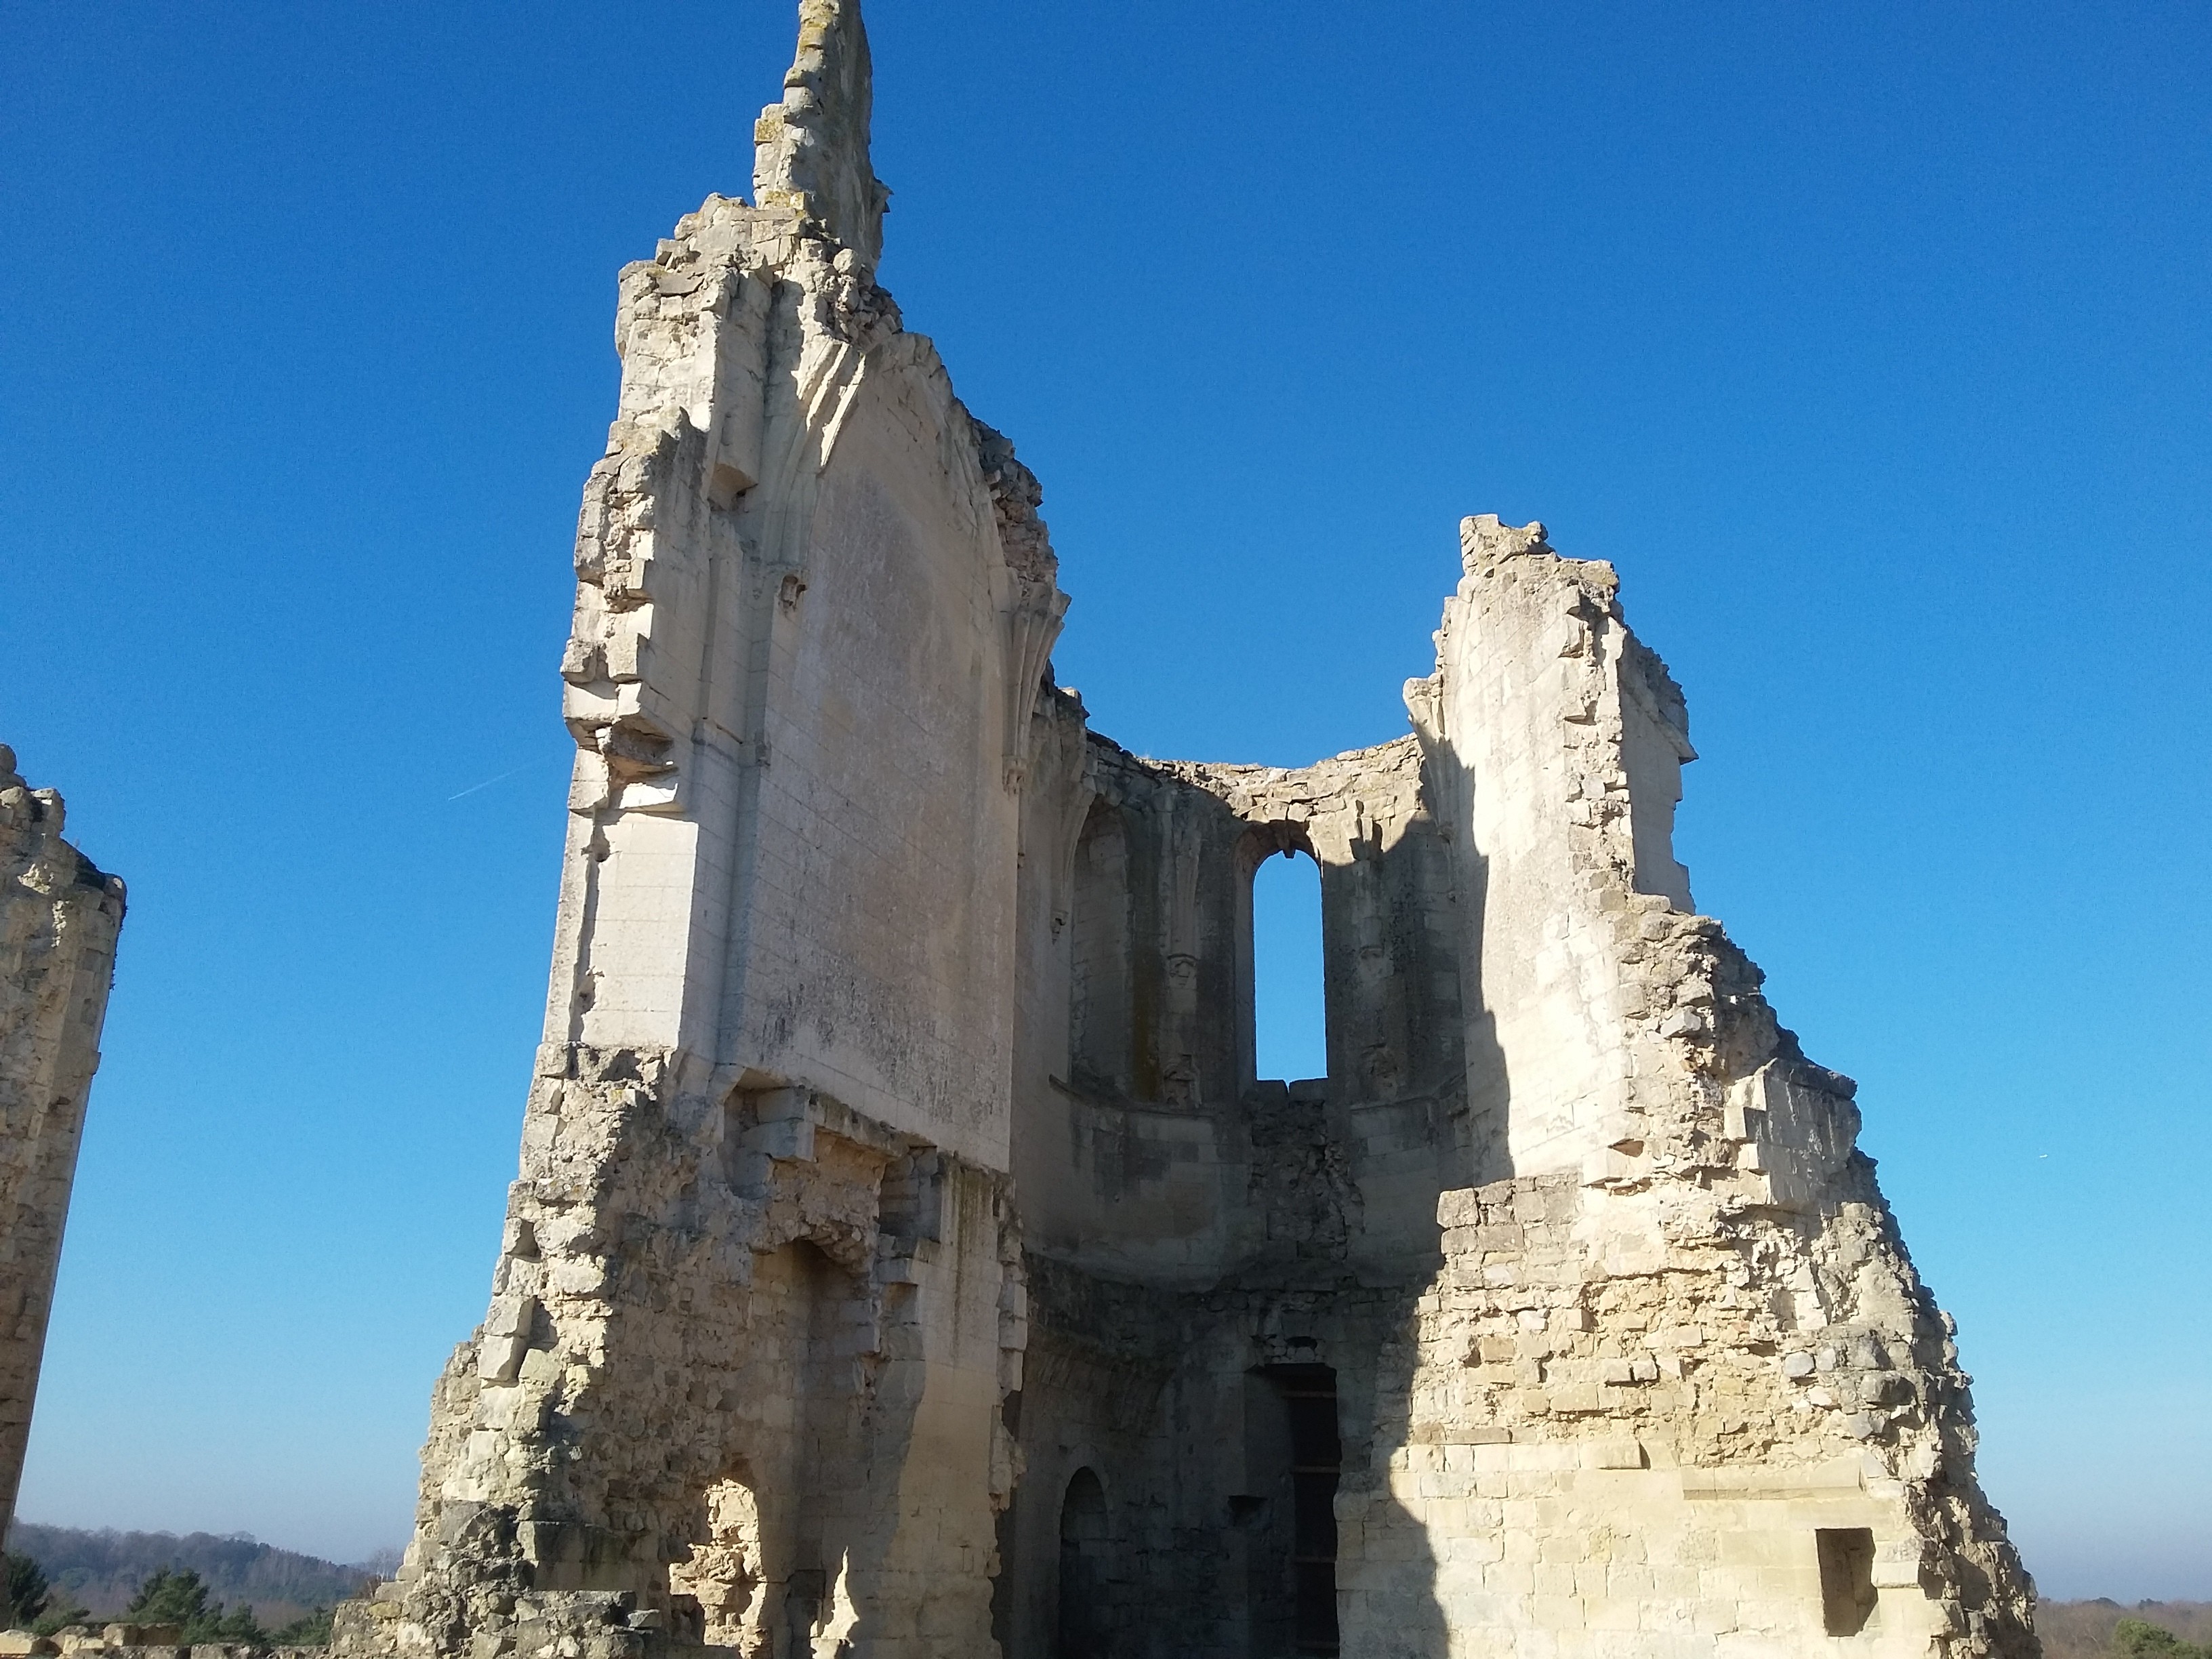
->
{"left": 998, "top": 724, "right": 1464, "bottom": 1659}
{"left": 1329, "top": 519, "right": 2036, "bottom": 1657}
{"left": 348, "top": 4, "right": 2040, "bottom": 1656}
{"left": 348, "top": 1046, "right": 1022, "bottom": 1659}
{"left": 1008, "top": 720, "right": 1469, "bottom": 1288}
{"left": 338, "top": 6, "right": 1053, "bottom": 1659}
{"left": 995, "top": 516, "right": 2034, "bottom": 1657}
{"left": 0, "top": 745, "right": 125, "bottom": 1535}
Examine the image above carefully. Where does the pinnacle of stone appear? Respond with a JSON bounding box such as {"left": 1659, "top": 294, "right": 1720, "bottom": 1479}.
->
{"left": 1459, "top": 514, "right": 1553, "bottom": 572}
{"left": 754, "top": 0, "right": 891, "bottom": 272}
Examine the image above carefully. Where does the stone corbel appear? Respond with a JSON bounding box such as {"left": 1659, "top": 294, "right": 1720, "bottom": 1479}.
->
{"left": 560, "top": 677, "right": 685, "bottom": 815}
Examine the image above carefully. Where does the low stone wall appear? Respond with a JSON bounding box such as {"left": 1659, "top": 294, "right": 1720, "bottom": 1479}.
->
{"left": 1, "top": 1635, "right": 323, "bottom": 1659}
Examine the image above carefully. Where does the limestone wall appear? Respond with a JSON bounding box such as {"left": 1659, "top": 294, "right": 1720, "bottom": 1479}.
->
{"left": 1341, "top": 1168, "right": 2027, "bottom": 1658}
{"left": 994, "top": 516, "right": 2032, "bottom": 1658}
{"left": 1008, "top": 724, "right": 1468, "bottom": 1285}
{"left": 1322, "top": 518, "right": 2037, "bottom": 1656}
{"left": 1410, "top": 514, "right": 1704, "bottom": 1183}
{"left": 0, "top": 746, "right": 124, "bottom": 1534}
{"left": 1002, "top": 1261, "right": 1418, "bottom": 1659}
{"left": 995, "top": 716, "right": 1467, "bottom": 1658}
{"left": 548, "top": 202, "right": 1042, "bottom": 1168}
{"left": 340, "top": 6, "right": 1052, "bottom": 1658}
{"left": 349, "top": 5, "right": 2038, "bottom": 1656}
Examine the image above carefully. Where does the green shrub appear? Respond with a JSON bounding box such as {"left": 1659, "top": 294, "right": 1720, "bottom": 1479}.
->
{"left": 2114, "top": 1618, "right": 2212, "bottom": 1659}
{"left": 125, "top": 1567, "right": 271, "bottom": 1646}
{"left": 4, "top": 1553, "right": 86, "bottom": 1638}
{"left": 3, "top": 1554, "right": 48, "bottom": 1628}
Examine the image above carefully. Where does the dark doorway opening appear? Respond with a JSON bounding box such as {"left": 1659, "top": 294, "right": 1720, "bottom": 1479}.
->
{"left": 1240, "top": 1364, "right": 1340, "bottom": 1656}
{"left": 1058, "top": 1467, "right": 1109, "bottom": 1659}
{"left": 1817, "top": 1527, "right": 1878, "bottom": 1635}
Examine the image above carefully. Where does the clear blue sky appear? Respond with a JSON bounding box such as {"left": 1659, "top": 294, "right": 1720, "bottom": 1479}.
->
{"left": 3, "top": 0, "right": 2206, "bottom": 1599}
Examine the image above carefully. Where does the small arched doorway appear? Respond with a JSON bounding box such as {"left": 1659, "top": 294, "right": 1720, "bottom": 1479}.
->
{"left": 1057, "top": 1466, "right": 1109, "bottom": 1658}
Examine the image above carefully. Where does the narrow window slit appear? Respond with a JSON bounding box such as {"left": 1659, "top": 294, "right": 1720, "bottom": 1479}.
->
{"left": 1252, "top": 848, "right": 1325, "bottom": 1084}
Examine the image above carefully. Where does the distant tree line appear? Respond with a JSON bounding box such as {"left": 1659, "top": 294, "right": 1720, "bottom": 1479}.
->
{"left": 2, "top": 1524, "right": 375, "bottom": 1624}
{"left": 7, "top": 1549, "right": 2202, "bottom": 1658}
{"left": 3, "top": 1555, "right": 335, "bottom": 1647}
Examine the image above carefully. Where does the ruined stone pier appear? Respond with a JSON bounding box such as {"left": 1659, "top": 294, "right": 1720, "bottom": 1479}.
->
{"left": 337, "top": 4, "right": 2040, "bottom": 1655}
{"left": 0, "top": 747, "right": 125, "bottom": 1538}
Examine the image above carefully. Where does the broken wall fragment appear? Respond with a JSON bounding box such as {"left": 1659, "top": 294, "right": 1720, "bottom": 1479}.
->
{"left": 0, "top": 746, "right": 125, "bottom": 1538}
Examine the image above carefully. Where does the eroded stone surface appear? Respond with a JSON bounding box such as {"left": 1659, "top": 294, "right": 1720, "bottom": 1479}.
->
{"left": 0, "top": 746, "right": 124, "bottom": 1536}
{"left": 338, "top": 5, "right": 2039, "bottom": 1656}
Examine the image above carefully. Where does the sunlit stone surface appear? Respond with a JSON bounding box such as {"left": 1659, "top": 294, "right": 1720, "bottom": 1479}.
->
{"left": 335, "top": 5, "right": 2039, "bottom": 1656}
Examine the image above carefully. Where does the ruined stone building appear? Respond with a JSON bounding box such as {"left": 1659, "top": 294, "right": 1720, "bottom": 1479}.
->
{"left": 0, "top": 747, "right": 125, "bottom": 1536}
{"left": 338, "top": 5, "right": 2039, "bottom": 1656}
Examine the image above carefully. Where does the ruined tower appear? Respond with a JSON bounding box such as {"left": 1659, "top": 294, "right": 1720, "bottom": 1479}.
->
{"left": 0, "top": 745, "right": 125, "bottom": 1537}
{"left": 340, "top": 5, "right": 2039, "bottom": 1656}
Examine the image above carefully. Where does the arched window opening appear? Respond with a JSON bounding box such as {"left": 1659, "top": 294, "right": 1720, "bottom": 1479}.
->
{"left": 1057, "top": 1467, "right": 1109, "bottom": 1659}
{"left": 1252, "top": 847, "right": 1325, "bottom": 1083}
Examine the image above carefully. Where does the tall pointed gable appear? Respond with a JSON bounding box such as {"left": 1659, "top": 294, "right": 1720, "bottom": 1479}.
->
{"left": 753, "top": 0, "right": 890, "bottom": 270}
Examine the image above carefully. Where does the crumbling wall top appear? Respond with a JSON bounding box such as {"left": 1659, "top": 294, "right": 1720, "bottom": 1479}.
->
{"left": 752, "top": 0, "right": 890, "bottom": 272}
{"left": 0, "top": 741, "right": 124, "bottom": 1540}
{"left": 1, "top": 745, "right": 124, "bottom": 908}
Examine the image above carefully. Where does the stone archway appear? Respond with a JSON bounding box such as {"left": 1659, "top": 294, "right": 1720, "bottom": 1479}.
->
{"left": 1057, "top": 1467, "right": 1110, "bottom": 1658}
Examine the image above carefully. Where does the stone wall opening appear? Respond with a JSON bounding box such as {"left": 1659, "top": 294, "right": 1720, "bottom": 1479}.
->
{"left": 1242, "top": 1364, "right": 1341, "bottom": 1658}
{"left": 1057, "top": 1466, "right": 1110, "bottom": 1659}
{"left": 1250, "top": 846, "right": 1325, "bottom": 1086}
{"left": 668, "top": 1471, "right": 763, "bottom": 1647}
{"left": 1818, "top": 1526, "right": 1879, "bottom": 1637}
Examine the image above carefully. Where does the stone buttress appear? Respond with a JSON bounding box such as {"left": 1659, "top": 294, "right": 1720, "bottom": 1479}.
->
{"left": 0, "top": 745, "right": 125, "bottom": 1538}
{"left": 344, "top": 5, "right": 2040, "bottom": 1657}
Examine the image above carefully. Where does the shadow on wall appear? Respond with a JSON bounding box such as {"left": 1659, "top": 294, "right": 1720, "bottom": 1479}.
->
{"left": 1412, "top": 719, "right": 1513, "bottom": 1195}
{"left": 1338, "top": 1305, "right": 1452, "bottom": 1659}
{"left": 1327, "top": 729, "right": 1513, "bottom": 1659}
{"left": 1027, "top": 1292, "right": 1457, "bottom": 1659}
{"left": 665, "top": 1228, "right": 933, "bottom": 1658}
